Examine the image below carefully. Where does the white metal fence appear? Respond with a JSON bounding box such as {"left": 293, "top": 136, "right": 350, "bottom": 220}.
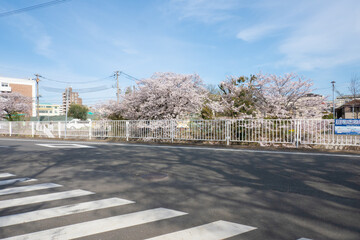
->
{"left": 0, "top": 119, "right": 359, "bottom": 147}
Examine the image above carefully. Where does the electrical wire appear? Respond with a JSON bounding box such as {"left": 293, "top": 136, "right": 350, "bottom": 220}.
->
{"left": 40, "top": 75, "right": 114, "bottom": 84}
{"left": 41, "top": 85, "right": 114, "bottom": 93}
{"left": 118, "top": 71, "right": 140, "bottom": 81}
{"left": 0, "top": 0, "right": 73, "bottom": 18}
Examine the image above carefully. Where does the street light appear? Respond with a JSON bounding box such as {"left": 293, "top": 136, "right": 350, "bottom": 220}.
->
{"left": 331, "top": 81, "right": 336, "bottom": 119}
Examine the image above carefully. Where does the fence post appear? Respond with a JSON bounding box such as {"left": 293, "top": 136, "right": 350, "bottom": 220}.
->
{"left": 171, "top": 120, "right": 174, "bottom": 143}
{"left": 57, "top": 122, "right": 60, "bottom": 138}
{"left": 126, "top": 121, "right": 129, "bottom": 141}
{"left": 9, "top": 122, "right": 12, "bottom": 136}
{"left": 31, "top": 122, "right": 35, "bottom": 137}
{"left": 88, "top": 120, "right": 92, "bottom": 140}
{"left": 226, "top": 120, "right": 230, "bottom": 145}
{"left": 295, "top": 120, "right": 300, "bottom": 148}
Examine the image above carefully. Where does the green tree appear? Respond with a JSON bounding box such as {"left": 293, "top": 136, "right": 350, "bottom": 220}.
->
{"left": 68, "top": 104, "right": 88, "bottom": 120}
{"left": 201, "top": 84, "right": 221, "bottom": 119}
{"left": 322, "top": 113, "right": 334, "bottom": 119}
{"left": 218, "top": 75, "right": 257, "bottom": 118}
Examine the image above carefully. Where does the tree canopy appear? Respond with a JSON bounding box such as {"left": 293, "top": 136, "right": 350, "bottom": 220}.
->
{"left": 98, "top": 71, "right": 328, "bottom": 120}
{"left": 68, "top": 104, "right": 88, "bottom": 120}
{"left": 0, "top": 92, "right": 32, "bottom": 121}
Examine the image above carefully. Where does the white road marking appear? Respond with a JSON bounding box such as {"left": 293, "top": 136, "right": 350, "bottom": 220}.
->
{"left": 298, "top": 238, "right": 313, "bottom": 240}
{"left": 2, "top": 208, "right": 187, "bottom": 240}
{"left": 0, "top": 183, "right": 61, "bottom": 196}
{"left": 0, "top": 178, "right": 37, "bottom": 186}
{"left": 0, "top": 173, "right": 15, "bottom": 178}
{"left": 0, "top": 197, "right": 134, "bottom": 227}
{"left": 146, "top": 220, "right": 256, "bottom": 240}
{"left": 0, "top": 189, "right": 94, "bottom": 209}
{"left": 36, "top": 143, "right": 95, "bottom": 148}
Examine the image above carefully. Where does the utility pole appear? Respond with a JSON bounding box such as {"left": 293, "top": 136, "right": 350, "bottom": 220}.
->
{"left": 35, "top": 74, "right": 41, "bottom": 121}
{"left": 64, "top": 87, "right": 69, "bottom": 139}
{"left": 115, "top": 71, "right": 121, "bottom": 103}
{"left": 331, "top": 81, "right": 336, "bottom": 119}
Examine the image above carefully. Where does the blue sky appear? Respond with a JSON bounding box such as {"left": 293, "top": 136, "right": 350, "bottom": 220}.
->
{"left": 0, "top": 0, "right": 359, "bottom": 106}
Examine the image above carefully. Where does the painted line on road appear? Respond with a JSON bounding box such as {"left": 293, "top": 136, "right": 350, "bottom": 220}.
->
{"left": 36, "top": 143, "right": 95, "bottom": 148}
{"left": 0, "top": 178, "right": 37, "bottom": 186}
{"left": 298, "top": 238, "right": 313, "bottom": 240}
{"left": 1, "top": 138, "right": 359, "bottom": 158}
{"left": 0, "top": 183, "right": 61, "bottom": 196}
{"left": 0, "top": 173, "right": 15, "bottom": 178}
{"left": 2, "top": 208, "right": 187, "bottom": 240}
{"left": 146, "top": 220, "right": 256, "bottom": 240}
{"left": 0, "top": 197, "right": 134, "bottom": 227}
{"left": 0, "top": 189, "right": 94, "bottom": 209}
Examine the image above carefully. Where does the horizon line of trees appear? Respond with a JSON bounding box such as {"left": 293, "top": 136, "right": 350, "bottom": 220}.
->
{"left": 4, "top": 71, "right": 352, "bottom": 121}
{"left": 97, "top": 72, "right": 329, "bottom": 121}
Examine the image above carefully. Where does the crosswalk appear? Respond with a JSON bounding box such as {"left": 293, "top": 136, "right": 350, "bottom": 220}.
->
{"left": 0, "top": 178, "right": 36, "bottom": 186}
{"left": 0, "top": 172, "right": 313, "bottom": 239}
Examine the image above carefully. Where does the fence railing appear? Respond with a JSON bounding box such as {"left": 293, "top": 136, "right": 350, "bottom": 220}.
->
{"left": 0, "top": 119, "right": 359, "bottom": 147}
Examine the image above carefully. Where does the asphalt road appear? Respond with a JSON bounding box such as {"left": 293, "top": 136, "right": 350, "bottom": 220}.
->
{"left": 0, "top": 138, "right": 359, "bottom": 240}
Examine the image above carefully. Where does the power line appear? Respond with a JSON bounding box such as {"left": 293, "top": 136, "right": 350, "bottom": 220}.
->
{"left": 118, "top": 71, "right": 140, "bottom": 81}
{"left": 40, "top": 75, "right": 114, "bottom": 84}
{"left": 41, "top": 85, "right": 114, "bottom": 93}
{"left": 0, "top": 0, "right": 73, "bottom": 18}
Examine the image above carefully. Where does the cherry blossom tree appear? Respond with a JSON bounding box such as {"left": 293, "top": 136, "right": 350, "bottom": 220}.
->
{"left": 206, "top": 75, "right": 257, "bottom": 118}
{"left": 97, "top": 100, "right": 127, "bottom": 120}
{"left": 0, "top": 92, "right": 32, "bottom": 121}
{"left": 99, "top": 72, "right": 206, "bottom": 120}
{"left": 255, "top": 73, "right": 327, "bottom": 118}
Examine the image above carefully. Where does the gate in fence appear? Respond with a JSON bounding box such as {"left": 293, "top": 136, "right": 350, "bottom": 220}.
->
{"left": 0, "top": 119, "right": 359, "bottom": 147}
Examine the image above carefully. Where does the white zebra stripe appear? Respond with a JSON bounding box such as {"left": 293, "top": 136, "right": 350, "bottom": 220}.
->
{"left": 0, "top": 197, "right": 134, "bottom": 227}
{"left": 146, "top": 220, "right": 256, "bottom": 240}
{"left": 0, "top": 178, "right": 37, "bottom": 186}
{"left": 0, "top": 183, "right": 61, "bottom": 196}
{"left": 0, "top": 173, "right": 15, "bottom": 178}
{"left": 0, "top": 189, "right": 93, "bottom": 209}
{"left": 2, "top": 208, "right": 187, "bottom": 240}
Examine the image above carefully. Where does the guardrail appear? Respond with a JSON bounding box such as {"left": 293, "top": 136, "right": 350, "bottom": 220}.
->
{"left": 0, "top": 119, "right": 359, "bottom": 147}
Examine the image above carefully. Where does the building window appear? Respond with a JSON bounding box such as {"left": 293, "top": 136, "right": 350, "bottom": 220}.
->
{"left": 1, "top": 82, "right": 9, "bottom": 87}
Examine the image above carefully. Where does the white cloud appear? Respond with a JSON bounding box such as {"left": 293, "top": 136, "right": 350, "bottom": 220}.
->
{"left": 8, "top": 14, "right": 55, "bottom": 58}
{"left": 278, "top": 1, "right": 360, "bottom": 70}
{"left": 234, "top": 0, "right": 360, "bottom": 70}
{"left": 237, "top": 24, "right": 282, "bottom": 42}
{"left": 167, "top": 0, "right": 244, "bottom": 23}
{"left": 35, "top": 35, "right": 53, "bottom": 57}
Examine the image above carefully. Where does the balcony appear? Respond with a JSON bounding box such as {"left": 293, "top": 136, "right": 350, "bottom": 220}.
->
{"left": 0, "top": 86, "right": 11, "bottom": 92}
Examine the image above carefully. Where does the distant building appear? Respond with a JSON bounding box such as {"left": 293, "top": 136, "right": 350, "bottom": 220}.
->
{"left": 336, "top": 99, "right": 360, "bottom": 119}
{"left": 0, "top": 76, "right": 36, "bottom": 117}
{"left": 60, "top": 87, "right": 82, "bottom": 114}
{"left": 294, "top": 93, "right": 328, "bottom": 119}
{"left": 39, "top": 103, "right": 61, "bottom": 116}
{"left": 335, "top": 95, "right": 360, "bottom": 108}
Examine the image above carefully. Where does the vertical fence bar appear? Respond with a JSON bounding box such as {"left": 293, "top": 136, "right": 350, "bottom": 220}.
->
{"left": 226, "top": 120, "right": 230, "bottom": 145}
{"left": 126, "top": 121, "right": 129, "bottom": 141}
{"left": 57, "top": 122, "right": 61, "bottom": 138}
{"left": 296, "top": 120, "right": 300, "bottom": 148}
{"left": 31, "top": 122, "right": 35, "bottom": 137}
{"left": 89, "top": 120, "right": 92, "bottom": 140}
